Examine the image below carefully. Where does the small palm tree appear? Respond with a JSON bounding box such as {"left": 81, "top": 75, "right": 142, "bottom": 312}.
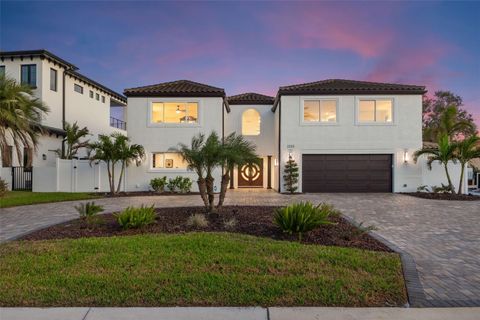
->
{"left": 88, "top": 133, "right": 119, "bottom": 195}
{"left": 424, "top": 105, "right": 476, "bottom": 142}
{"left": 55, "top": 121, "right": 90, "bottom": 159}
{"left": 0, "top": 75, "right": 49, "bottom": 166}
{"left": 217, "top": 133, "right": 258, "bottom": 208}
{"left": 454, "top": 136, "right": 480, "bottom": 194}
{"left": 414, "top": 134, "right": 457, "bottom": 192}
{"left": 115, "top": 135, "right": 145, "bottom": 193}
{"left": 200, "top": 132, "right": 222, "bottom": 213}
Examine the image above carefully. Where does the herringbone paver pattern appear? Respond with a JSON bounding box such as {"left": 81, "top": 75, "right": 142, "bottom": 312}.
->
{"left": 1, "top": 190, "right": 479, "bottom": 306}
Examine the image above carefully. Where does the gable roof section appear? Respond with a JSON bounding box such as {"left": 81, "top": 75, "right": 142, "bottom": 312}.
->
{"left": 1, "top": 49, "right": 78, "bottom": 70}
{"left": 272, "top": 79, "right": 427, "bottom": 111}
{"left": 228, "top": 92, "right": 274, "bottom": 105}
{"left": 124, "top": 80, "right": 225, "bottom": 98}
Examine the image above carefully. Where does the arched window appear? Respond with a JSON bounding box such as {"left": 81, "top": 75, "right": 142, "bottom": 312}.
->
{"left": 242, "top": 109, "right": 261, "bottom": 136}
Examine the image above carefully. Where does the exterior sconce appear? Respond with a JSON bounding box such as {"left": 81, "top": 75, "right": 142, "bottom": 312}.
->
{"left": 274, "top": 158, "right": 278, "bottom": 166}
{"left": 42, "top": 154, "right": 47, "bottom": 160}
{"left": 403, "top": 149, "right": 409, "bottom": 163}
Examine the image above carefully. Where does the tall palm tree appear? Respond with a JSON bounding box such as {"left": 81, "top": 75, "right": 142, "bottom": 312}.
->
{"left": 115, "top": 135, "right": 145, "bottom": 193}
{"left": 0, "top": 75, "right": 48, "bottom": 166}
{"left": 201, "top": 132, "right": 222, "bottom": 213}
{"left": 414, "top": 134, "right": 457, "bottom": 192}
{"left": 174, "top": 133, "right": 209, "bottom": 208}
{"left": 454, "top": 136, "right": 480, "bottom": 194}
{"left": 424, "top": 105, "right": 476, "bottom": 142}
{"left": 55, "top": 121, "right": 90, "bottom": 159}
{"left": 217, "top": 133, "right": 258, "bottom": 208}
{"left": 88, "top": 133, "right": 119, "bottom": 195}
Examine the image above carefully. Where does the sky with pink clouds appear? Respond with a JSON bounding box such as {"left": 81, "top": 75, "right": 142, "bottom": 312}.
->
{"left": 1, "top": 1, "right": 479, "bottom": 126}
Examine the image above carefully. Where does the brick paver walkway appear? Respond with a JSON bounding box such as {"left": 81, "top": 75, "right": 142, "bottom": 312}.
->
{"left": 1, "top": 190, "right": 479, "bottom": 306}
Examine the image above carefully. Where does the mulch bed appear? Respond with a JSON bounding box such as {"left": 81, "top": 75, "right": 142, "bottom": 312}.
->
{"left": 92, "top": 191, "right": 200, "bottom": 197}
{"left": 404, "top": 192, "right": 480, "bottom": 201}
{"left": 20, "top": 206, "right": 391, "bottom": 252}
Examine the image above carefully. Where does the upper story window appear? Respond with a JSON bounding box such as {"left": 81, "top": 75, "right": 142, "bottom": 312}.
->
{"left": 89, "top": 90, "right": 94, "bottom": 98}
{"left": 74, "top": 84, "right": 83, "bottom": 94}
{"left": 358, "top": 99, "right": 393, "bottom": 123}
{"left": 151, "top": 102, "right": 198, "bottom": 124}
{"left": 50, "top": 68, "right": 57, "bottom": 92}
{"left": 152, "top": 152, "right": 187, "bottom": 169}
{"left": 96, "top": 93, "right": 99, "bottom": 101}
{"left": 303, "top": 99, "right": 337, "bottom": 123}
{"left": 21, "top": 64, "right": 36, "bottom": 87}
{"left": 101, "top": 96, "right": 105, "bottom": 103}
{"left": 242, "top": 109, "right": 261, "bottom": 135}
{"left": 0, "top": 66, "right": 5, "bottom": 77}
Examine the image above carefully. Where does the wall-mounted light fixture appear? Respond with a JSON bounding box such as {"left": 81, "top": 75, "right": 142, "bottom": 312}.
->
{"left": 274, "top": 158, "right": 278, "bottom": 166}
{"left": 42, "top": 154, "right": 47, "bottom": 161}
{"left": 403, "top": 149, "right": 409, "bottom": 163}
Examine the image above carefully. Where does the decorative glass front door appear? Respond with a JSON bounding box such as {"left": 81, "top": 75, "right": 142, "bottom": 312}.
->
{"left": 238, "top": 161, "right": 263, "bottom": 187}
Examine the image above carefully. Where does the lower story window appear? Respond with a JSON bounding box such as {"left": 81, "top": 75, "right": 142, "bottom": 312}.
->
{"left": 152, "top": 152, "right": 187, "bottom": 169}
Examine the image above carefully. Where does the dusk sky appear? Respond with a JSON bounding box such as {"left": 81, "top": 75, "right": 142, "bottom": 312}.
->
{"left": 1, "top": 1, "right": 479, "bottom": 125}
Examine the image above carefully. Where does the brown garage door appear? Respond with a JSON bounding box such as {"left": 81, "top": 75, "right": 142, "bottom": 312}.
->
{"left": 302, "top": 154, "right": 392, "bottom": 193}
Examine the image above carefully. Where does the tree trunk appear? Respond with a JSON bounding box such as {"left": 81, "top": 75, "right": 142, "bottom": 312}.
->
{"left": 205, "top": 174, "right": 216, "bottom": 214}
{"left": 457, "top": 162, "right": 465, "bottom": 195}
{"left": 197, "top": 178, "right": 209, "bottom": 208}
{"left": 116, "top": 161, "right": 125, "bottom": 193}
{"left": 110, "top": 161, "right": 116, "bottom": 196}
{"left": 105, "top": 160, "right": 113, "bottom": 195}
{"left": 217, "top": 172, "right": 230, "bottom": 209}
{"left": 443, "top": 162, "right": 455, "bottom": 193}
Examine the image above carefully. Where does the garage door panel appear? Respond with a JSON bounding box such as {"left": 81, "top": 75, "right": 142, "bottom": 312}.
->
{"left": 302, "top": 154, "right": 392, "bottom": 193}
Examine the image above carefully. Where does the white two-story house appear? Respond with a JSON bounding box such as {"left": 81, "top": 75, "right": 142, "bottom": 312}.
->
{"left": 0, "top": 50, "right": 127, "bottom": 189}
{"left": 123, "top": 79, "right": 459, "bottom": 194}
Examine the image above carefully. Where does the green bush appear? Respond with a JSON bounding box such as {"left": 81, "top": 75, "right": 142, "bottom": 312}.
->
{"left": 178, "top": 177, "right": 192, "bottom": 193}
{"left": 186, "top": 213, "right": 209, "bottom": 228}
{"left": 274, "top": 201, "right": 334, "bottom": 241}
{"left": 116, "top": 205, "right": 156, "bottom": 229}
{"left": 0, "top": 178, "right": 8, "bottom": 198}
{"left": 75, "top": 201, "right": 104, "bottom": 225}
{"left": 150, "top": 177, "right": 167, "bottom": 193}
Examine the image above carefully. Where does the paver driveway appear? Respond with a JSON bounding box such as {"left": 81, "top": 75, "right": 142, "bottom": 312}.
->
{"left": 1, "top": 190, "right": 479, "bottom": 307}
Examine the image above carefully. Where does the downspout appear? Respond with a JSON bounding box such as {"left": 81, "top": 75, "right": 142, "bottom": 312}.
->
{"left": 278, "top": 99, "right": 281, "bottom": 192}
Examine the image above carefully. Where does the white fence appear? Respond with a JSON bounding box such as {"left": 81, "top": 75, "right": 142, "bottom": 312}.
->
{"left": 31, "top": 159, "right": 125, "bottom": 193}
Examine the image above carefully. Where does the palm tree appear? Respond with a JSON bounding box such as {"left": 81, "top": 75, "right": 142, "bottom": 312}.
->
{"left": 202, "top": 132, "right": 222, "bottom": 213}
{"left": 115, "top": 135, "right": 145, "bottom": 193}
{"left": 55, "top": 121, "right": 90, "bottom": 159}
{"left": 88, "top": 133, "right": 118, "bottom": 195}
{"left": 424, "top": 105, "right": 476, "bottom": 142}
{"left": 0, "top": 75, "right": 48, "bottom": 166}
{"left": 217, "top": 133, "right": 258, "bottom": 208}
{"left": 454, "top": 136, "right": 480, "bottom": 194}
{"left": 414, "top": 134, "right": 457, "bottom": 193}
{"left": 174, "top": 133, "right": 209, "bottom": 208}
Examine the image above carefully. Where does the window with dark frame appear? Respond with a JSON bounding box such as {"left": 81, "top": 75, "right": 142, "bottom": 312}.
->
{"left": 96, "top": 93, "right": 99, "bottom": 100}
{"left": 50, "top": 68, "right": 57, "bottom": 91}
{"left": 89, "top": 90, "right": 94, "bottom": 98}
{"left": 0, "top": 66, "right": 5, "bottom": 77}
{"left": 21, "top": 64, "right": 37, "bottom": 87}
{"left": 101, "top": 96, "right": 105, "bottom": 103}
{"left": 74, "top": 84, "right": 83, "bottom": 94}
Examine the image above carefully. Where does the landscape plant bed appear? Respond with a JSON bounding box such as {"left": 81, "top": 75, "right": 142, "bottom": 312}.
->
{"left": 404, "top": 192, "right": 480, "bottom": 201}
{"left": 92, "top": 191, "right": 200, "bottom": 197}
{"left": 0, "top": 233, "right": 406, "bottom": 307}
{"left": 20, "top": 206, "right": 390, "bottom": 252}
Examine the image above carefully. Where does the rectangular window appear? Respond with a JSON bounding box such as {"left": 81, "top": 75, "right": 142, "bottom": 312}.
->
{"left": 74, "top": 84, "right": 83, "bottom": 94}
{"left": 358, "top": 100, "right": 393, "bottom": 123}
{"left": 0, "top": 66, "right": 5, "bottom": 77}
{"left": 50, "top": 68, "right": 57, "bottom": 91}
{"left": 303, "top": 100, "right": 337, "bottom": 122}
{"left": 2, "top": 146, "right": 13, "bottom": 167}
{"left": 151, "top": 102, "right": 198, "bottom": 124}
{"left": 101, "top": 96, "right": 105, "bottom": 103}
{"left": 21, "top": 64, "right": 36, "bottom": 87}
{"left": 96, "top": 93, "right": 99, "bottom": 101}
{"left": 152, "top": 152, "right": 187, "bottom": 169}
{"left": 89, "top": 90, "right": 94, "bottom": 98}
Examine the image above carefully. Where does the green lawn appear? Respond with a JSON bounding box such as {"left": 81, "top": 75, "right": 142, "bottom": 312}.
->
{"left": 0, "top": 233, "right": 406, "bottom": 307}
{"left": 0, "top": 191, "right": 101, "bottom": 208}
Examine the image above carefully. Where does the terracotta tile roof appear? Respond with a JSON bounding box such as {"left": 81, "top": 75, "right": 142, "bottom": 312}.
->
{"left": 124, "top": 80, "right": 226, "bottom": 98}
{"left": 228, "top": 92, "right": 274, "bottom": 105}
{"left": 272, "top": 79, "right": 426, "bottom": 111}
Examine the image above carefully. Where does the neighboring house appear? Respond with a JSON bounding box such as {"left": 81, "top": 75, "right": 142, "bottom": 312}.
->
{"left": 124, "top": 78, "right": 463, "bottom": 194}
{"left": 0, "top": 50, "right": 127, "bottom": 189}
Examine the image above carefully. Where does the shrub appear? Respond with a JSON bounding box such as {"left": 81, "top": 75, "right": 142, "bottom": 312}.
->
{"left": 432, "top": 183, "right": 453, "bottom": 193}
{"left": 74, "top": 201, "right": 104, "bottom": 225}
{"left": 167, "top": 176, "right": 182, "bottom": 193}
{"left": 0, "top": 178, "right": 8, "bottom": 198}
{"left": 186, "top": 214, "right": 209, "bottom": 228}
{"left": 150, "top": 177, "right": 167, "bottom": 193}
{"left": 116, "top": 205, "right": 156, "bottom": 229}
{"left": 274, "top": 201, "right": 334, "bottom": 241}
{"left": 178, "top": 177, "right": 192, "bottom": 193}
{"left": 223, "top": 217, "right": 237, "bottom": 230}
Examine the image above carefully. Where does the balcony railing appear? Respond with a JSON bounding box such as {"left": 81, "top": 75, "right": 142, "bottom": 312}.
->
{"left": 110, "top": 117, "right": 126, "bottom": 130}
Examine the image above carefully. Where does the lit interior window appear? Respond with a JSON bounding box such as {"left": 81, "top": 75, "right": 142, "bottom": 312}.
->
{"left": 151, "top": 102, "right": 198, "bottom": 124}
{"left": 359, "top": 100, "right": 392, "bottom": 123}
{"left": 304, "top": 100, "right": 336, "bottom": 122}
{"left": 152, "top": 152, "right": 188, "bottom": 169}
{"left": 242, "top": 108, "right": 261, "bottom": 135}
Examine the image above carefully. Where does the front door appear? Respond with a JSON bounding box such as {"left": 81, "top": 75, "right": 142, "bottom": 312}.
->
{"left": 238, "top": 161, "right": 263, "bottom": 188}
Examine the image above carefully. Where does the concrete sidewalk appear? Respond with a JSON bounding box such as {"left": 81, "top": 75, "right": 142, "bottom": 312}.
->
{"left": 1, "top": 307, "right": 479, "bottom": 320}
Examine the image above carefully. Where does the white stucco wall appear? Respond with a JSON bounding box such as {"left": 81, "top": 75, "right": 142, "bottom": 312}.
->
{"left": 125, "top": 96, "right": 225, "bottom": 192}
{"left": 420, "top": 159, "right": 468, "bottom": 194}
{"left": 278, "top": 94, "right": 424, "bottom": 193}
